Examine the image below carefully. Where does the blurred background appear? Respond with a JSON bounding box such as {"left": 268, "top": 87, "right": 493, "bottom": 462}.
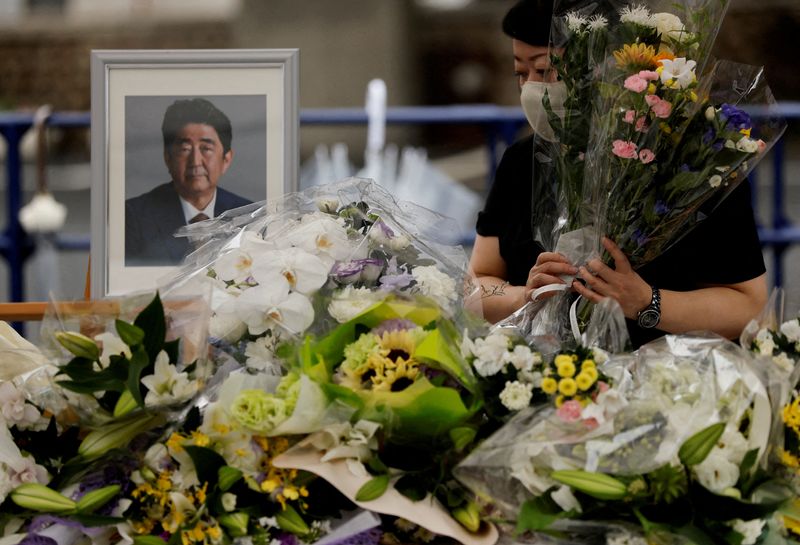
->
{"left": 0, "top": 0, "right": 798, "bottom": 318}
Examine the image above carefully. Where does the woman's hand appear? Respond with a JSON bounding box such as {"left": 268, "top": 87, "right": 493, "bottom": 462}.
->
{"left": 572, "top": 237, "right": 652, "bottom": 319}
{"left": 525, "top": 252, "right": 578, "bottom": 301}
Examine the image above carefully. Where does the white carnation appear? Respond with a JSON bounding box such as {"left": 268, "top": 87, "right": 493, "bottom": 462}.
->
{"left": 731, "top": 518, "right": 765, "bottom": 545}
{"left": 472, "top": 334, "right": 511, "bottom": 377}
{"left": 780, "top": 319, "right": 800, "bottom": 342}
{"left": 499, "top": 380, "right": 533, "bottom": 411}
{"left": 650, "top": 12, "right": 686, "bottom": 41}
{"left": 773, "top": 352, "right": 795, "bottom": 373}
{"left": 619, "top": 5, "right": 652, "bottom": 26}
{"left": 412, "top": 265, "right": 458, "bottom": 307}
{"left": 693, "top": 451, "right": 739, "bottom": 493}
{"left": 507, "top": 344, "right": 540, "bottom": 373}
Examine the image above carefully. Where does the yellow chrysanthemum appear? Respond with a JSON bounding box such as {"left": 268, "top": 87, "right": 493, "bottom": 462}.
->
{"left": 555, "top": 395, "right": 565, "bottom": 408}
{"left": 581, "top": 359, "right": 596, "bottom": 370}
{"left": 557, "top": 360, "right": 576, "bottom": 378}
{"left": 554, "top": 354, "right": 573, "bottom": 367}
{"left": 581, "top": 366, "right": 598, "bottom": 382}
{"left": 576, "top": 372, "right": 595, "bottom": 391}
{"left": 779, "top": 448, "right": 800, "bottom": 469}
{"left": 613, "top": 43, "right": 657, "bottom": 71}
{"left": 783, "top": 397, "right": 800, "bottom": 431}
{"left": 541, "top": 377, "right": 558, "bottom": 394}
{"left": 558, "top": 378, "right": 578, "bottom": 396}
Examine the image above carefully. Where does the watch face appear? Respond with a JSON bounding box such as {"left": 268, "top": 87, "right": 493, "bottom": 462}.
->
{"left": 638, "top": 309, "right": 661, "bottom": 329}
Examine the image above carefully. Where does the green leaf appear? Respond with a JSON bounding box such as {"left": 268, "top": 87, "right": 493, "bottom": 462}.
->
{"left": 184, "top": 446, "right": 227, "bottom": 489}
{"left": 515, "top": 497, "right": 567, "bottom": 535}
{"left": 132, "top": 537, "right": 168, "bottom": 545}
{"left": 134, "top": 292, "right": 166, "bottom": 361}
{"left": 449, "top": 426, "right": 477, "bottom": 452}
{"left": 355, "top": 474, "right": 390, "bottom": 502}
{"left": 115, "top": 319, "right": 145, "bottom": 347}
{"left": 126, "top": 345, "right": 150, "bottom": 408}
{"left": 366, "top": 456, "right": 388, "bottom": 474}
{"left": 163, "top": 339, "right": 181, "bottom": 364}
{"left": 218, "top": 466, "right": 243, "bottom": 492}
{"left": 738, "top": 448, "right": 759, "bottom": 482}
{"left": 679, "top": 423, "right": 725, "bottom": 466}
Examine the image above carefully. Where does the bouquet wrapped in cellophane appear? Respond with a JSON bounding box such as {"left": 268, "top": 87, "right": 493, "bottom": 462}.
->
{"left": 455, "top": 332, "right": 789, "bottom": 545}
{"left": 502, "top": 0, "right": 786, "bottom": 346}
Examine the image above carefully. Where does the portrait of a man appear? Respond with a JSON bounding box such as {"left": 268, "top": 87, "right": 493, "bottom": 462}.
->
{"left": 125, "top": 96, "right": 264, "bottom": 266}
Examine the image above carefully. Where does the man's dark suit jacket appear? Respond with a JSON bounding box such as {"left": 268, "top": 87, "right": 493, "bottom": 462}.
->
{"left": 125, "top": 182, "right": 251, "bottom": 266}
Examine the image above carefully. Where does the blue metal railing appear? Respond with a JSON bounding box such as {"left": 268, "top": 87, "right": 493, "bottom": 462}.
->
{"left": 0, "top": 103, "right": 797, "bottom": 305}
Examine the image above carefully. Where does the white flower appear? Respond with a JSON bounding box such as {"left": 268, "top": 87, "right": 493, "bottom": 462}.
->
{"left": 714, "top": 426, "right": 749, "bottom": 465}
{"left": 327, "top": 286, "right": 381, "bottom": 323}
{"left": 755, "top": 328, "right": 776, "bottom": 356}
{"left": 367, "top": 222, "right": 411, "bottom": 251}
{"left": 284, "top": 212, "right": 362, "bottom": 267}
{"left": 412, "top": 265, "right": 458, "bottom": 307}
{"left": 141, "top": 351, "right": 198, "bottom": 407}
{"left": 708, "top": 175, "right": 722, "bottom": 188}
{"left": 221, "top": 492, "right": 237, "bottom": 512}
{"left": 208, "top": 311, "right": 248, "bottom": 343}
{"left": 725, "top": 139, "right": 737, "bottom": 150}
{"left": 499, "top": 380, "right": 533, "bottom": 411}
{"left": 143, "top": 443, "right": 171, "bottom": 472}
{"left": 781, "top": 319, "right": 800, "bottom": 342}
{"left": 251, "top": 248, "right": 328, "bottom": 295}
{"left": 581, "top": 387, "right": 627, "bottom": 426}
{"left": 244, "top": 335, "right": 284, "bottom": 374}
{"left": 731, "top": 518, "right": 765, "bottom": 545}
{"left": 693, "top": 451, "right": 739, "bottom": 493}
{"left": 650, "top": 12, "right": 687, "bottom": 41}
{"left": 659, "top": 57, "right": 696, "bottom": 89}
{"left": 773, "top": 352, "right": 795, "bottom": 373}
{"left": 310, "top": 420, "right": 381, "bottom": 462}
{"left": 716, "top": 165, "right": 731, "bottom": 173}
{"left": 9, "top": 455, "right": 49, "bottom": 487}
{"left": 705, "top": 106, "right": 717, "bottom": 121}
{"left": 551, "top": 485, "right": 582, "bottom": 513}
{"left": 460, "top": 330, "right": 476, "bottom": 359}
{"left": 94, "top": 332, "right": 132, "bottom": 368}
{"left": 213, "top": 249, "right": 254, "bottom": 286}
{"left": 472, "top": 333, "right": 511, "bottom": 377}
{"left": 606, "top": 531, "right": 648, "bottom": 545}
{"left": 736, "top": 137, "right": 759, "bottom": 153}
{"left": 506, "top": 344, "right": 540, "bottom": 373}
{"left": 587, "top": 14, "right": 608, "bottom": 31}
{"left": 316, "top": 198, "right": 339, "bottom": 213}
{"left": 619, "top": 5, "right": 651, "bottom": 26}
{"left": 19, "top": 192, "right": 67, "bottom": 233}
{"left": 565, "top": 11, "right": 588, "bottom": 33}
{"left": 235, "top": 276, "right": 314, "bottom": 335}
{"left": 0, "top": 382, "right": 40, "bottom": 428}
{"left": 592, "top": 347, "right": 609, "bottom": 364}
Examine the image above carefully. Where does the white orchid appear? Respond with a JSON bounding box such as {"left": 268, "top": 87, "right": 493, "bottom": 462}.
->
{"left": 140, "top": 351, "right": 199, "bottom": 407}
{"left": 284, "top": 212, "right": 363, "bottom": 266}
{"left": 659, "top": 57, "right": 696, "bottom": 89}
{"left": 94, "top": 332, "right": 132, "bottom": 368}
{"left": 0, "top": 382, "right": 40, "bottom": 428}
{"left": 251, "top": 248, "right": 328, "bottom": 295}
{"left": 212, "top": 248, "right": 255, "bottom": 287}
{"left": 244, "top": 334, "right": 283, "bottom": 374}
{"left": 731, "top": 518, "right": 765, "bottom": 545}
{"left": 235, "top": 277, "right": 314, "bottom": 335}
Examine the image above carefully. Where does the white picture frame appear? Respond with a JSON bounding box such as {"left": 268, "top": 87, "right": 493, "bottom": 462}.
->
{"left": 90, "top": 49, "right": 299, "bottom": 297}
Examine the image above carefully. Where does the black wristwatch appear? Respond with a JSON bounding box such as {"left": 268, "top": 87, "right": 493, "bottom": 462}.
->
{"left": 637, "top": 286, "right": 661, "bottom": 329}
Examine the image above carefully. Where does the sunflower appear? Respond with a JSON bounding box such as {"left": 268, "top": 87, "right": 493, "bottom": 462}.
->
{"left": 368, "top": 329, "right": 423, "bottom": 392}
{"left": 613, "top": 43, "right": 657, "bottom": 71}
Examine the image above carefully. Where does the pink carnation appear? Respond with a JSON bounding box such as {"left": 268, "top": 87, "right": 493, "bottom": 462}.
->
{"left": 556, "top": 399, "right": 583, "bottom": 423}
{"left": 645, "top": 94, "right": 672, "bottom": 118}
{"left": 612, "top": 139, "right": 638, "bottom": 159}
{"left": 639, "top": 70, "right": 659, "bottom": 81}
{"left": 638, "top": 148, "right": 655, "bottom": 164}
{"left": 624, "top": 75, "right": 648, "bottom": 93}
{"left": 635, "top": 116, "right": 649, "bottom": 132}
{"left": 622, "top": 110, "right": 636, "bottom": 124}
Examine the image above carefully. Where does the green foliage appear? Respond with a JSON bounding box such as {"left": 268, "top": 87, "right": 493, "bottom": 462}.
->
{"left": 355, "top": 474, "right": 390, "bottom": 502}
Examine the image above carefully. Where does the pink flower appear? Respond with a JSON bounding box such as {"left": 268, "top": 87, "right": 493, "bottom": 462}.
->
{"left": 639, "top": 70, "right": 659, "bottom": 81}
{"left": 622, "top": 110, "right": 636, "bottom": 124}
{"left": 635, "top": 116, "right": 649, "bottom": 132}
{"left": 556, "top": 399, "right": 583, "bottom": 423}
{"left": 583, "top": 417, "right": 599, "bottom": 430}
{"left": 757, "top": 139, "right": 767, "bottom": 153}
{"left": 644, "top": 94, "right": 672, "bottom": 118}
{"left": 612, "top": 140, "right": 638, "bottom": 159}
{"left": 638, "top": 148, "right": 655, "bottom": 164}
{"left": 624, "top": 75, "right": 648, "bottom": 93}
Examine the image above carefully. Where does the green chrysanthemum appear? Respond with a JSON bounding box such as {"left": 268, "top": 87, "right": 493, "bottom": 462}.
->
{"left": 646, "top": 464, "right": 688, "bottom": 504}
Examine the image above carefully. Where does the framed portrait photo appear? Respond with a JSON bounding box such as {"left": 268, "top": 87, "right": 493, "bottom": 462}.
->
{"left": 90, "top": 49, "right": 299, "bottom": 297}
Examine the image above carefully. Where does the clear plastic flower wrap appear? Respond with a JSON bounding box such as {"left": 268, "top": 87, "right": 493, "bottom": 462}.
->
{"left": 161, "top": 177, "right": 478, "bottom": 375}
{"left": 454, "top": 333, "right": 776, "bottom": 541}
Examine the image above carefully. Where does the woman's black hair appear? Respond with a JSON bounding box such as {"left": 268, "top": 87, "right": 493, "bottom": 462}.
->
{"left": 501, "top": 0, "right": 554, "bottom": 47}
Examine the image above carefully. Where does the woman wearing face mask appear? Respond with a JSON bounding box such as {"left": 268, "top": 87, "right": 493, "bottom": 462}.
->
{"left": 469, "top": 0, "right": 768, "bottom": 347}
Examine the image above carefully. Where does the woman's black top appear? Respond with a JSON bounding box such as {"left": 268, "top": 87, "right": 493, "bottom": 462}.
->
{"left": 476, "top": 135, "right": 766, "bottom": 348}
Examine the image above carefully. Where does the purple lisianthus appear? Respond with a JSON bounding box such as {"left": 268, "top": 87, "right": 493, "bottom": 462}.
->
{"left": 331, "top": 258, "right": 386, "bottom": 285}
{"left": 372, "top": 319, "right": 417, "bottom": 336}
{"left": 702, "top": 127, "right": 716, "bottom": 145}
{"left": 720, "top": 103, "right": 752, "bottom": 132}
{"left": 631, "top": 229, "right": 648, "bottom": 247}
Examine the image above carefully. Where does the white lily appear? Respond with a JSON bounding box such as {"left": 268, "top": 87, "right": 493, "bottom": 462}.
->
{"left": 234, "top": 277, "right": 314, "bottom": 335}
{"left": 251, "top": 248, "right": 328, "bottom": 295}
{"left": 94, "top": 332, "right": 132, "bottom": 368}
{"left": 308, "top": 420, "right": 381, "bottom": 462}
{"left": 140, "top": 351, "right": 198, "bottom": 407}
{"left": 659, "top": 57, "right": 697, "bottom": 89}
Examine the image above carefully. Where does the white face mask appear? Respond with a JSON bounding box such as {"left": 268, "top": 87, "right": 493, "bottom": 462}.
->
{"left": 520, "top": 81, "right": 567, "bottom": 142}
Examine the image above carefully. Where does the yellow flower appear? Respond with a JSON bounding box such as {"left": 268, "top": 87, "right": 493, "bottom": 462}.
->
{"left": 654, "top": 51, "right": 676, "bottom": 65}
{"left": 207, "top": 525, "right": 222, "bottom": 541}
{"left": 166, "top": 432, "right": 186, "bottom": 453}
{"left": 195, "top": 483, "right": 208, "bottom": 504}
{"left": 558, "top": 378, "right": 578, "bottom": 396}
{"left": 191, "top": 431, "right": 210, "bottom": 447}
{"left": 213, "top": 423, "right": 230, "bottom": 435}
{"left": 581, "top": 366, "right": 598, "bottom": 382}
{"left": 739, "top": 127, "right": 751, "bottom": 137}
{"left": 690, "top": 91, "right": 698, "bottom": 102}
{"left": 557, "top": 360, "right": 576, "bottom": 378}
{"left": 581, "top": 359, "right": 595, "bottom": 370}
{"left": 660, "top": 122, "right": 672, "bottom": 134}
{"left": 576, "top": 372, "right": 595, "bottom": 391}
{"left": 647, "top": 83, "right": 657, "bottom": 94}
{"left": 156, "top": 472, "right": 173, "bottom": 491}
{"left": 554, "top": 354, "right": 573, "bottom": 367}
{"left": 541, "top": 377, "right": 558, "bottom": 394}
{"left": 555, "top": 395, "right": 565, "bottom": 408}
{"left": 571, "top": 354, "right": 578, "bottom": 362}
{"left": 779, "top": 448, "right": 800, "bottom": 469}
{"left": 283, "top": 486, "right": 300, "bottom": 500}
{"left": 613, "top": 43, "right": 657, "bottom": 70}
{"left": 261, "top": 478, "right": 280, "bottom": 493}
{"left": 783, "top": 397, "right": 800, "bottom": 431}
